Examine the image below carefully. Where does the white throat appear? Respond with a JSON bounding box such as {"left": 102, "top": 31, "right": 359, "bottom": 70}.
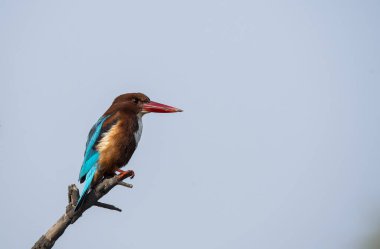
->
{"left": 134, "top": 113, "right": 143, "bottom": 144}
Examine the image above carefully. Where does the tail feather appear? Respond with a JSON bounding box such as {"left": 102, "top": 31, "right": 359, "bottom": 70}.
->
{"left": 75, "top": 166, "right": 97, "bottom": 211}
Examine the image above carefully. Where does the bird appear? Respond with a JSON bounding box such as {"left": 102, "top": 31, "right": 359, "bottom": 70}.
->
{"left": 76, "top": 93, "right": 182, "bottom": 210}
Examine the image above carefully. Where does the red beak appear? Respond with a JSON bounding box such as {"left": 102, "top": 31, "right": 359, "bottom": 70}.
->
{"left": 142, "top": 101, "right": 183, "bottom": 113}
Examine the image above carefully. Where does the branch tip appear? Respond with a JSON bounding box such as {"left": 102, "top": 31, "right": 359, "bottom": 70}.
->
{"left": 94, "top": 201, "right": 122, "bottom": 212}
{"left": 118, "top": 181, "right": 133, "bottom": 188}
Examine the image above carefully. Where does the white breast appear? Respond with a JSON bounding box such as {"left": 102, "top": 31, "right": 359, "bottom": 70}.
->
{"left": 134, "top": 114, "right": 143, "bottom": 144}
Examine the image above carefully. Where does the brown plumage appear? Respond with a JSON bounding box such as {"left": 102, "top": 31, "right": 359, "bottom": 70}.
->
{"left": 94, "top": 112, "right": 139, "bottom": 183}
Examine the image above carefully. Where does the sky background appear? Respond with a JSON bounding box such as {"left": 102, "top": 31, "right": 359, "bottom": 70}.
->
{"left": 1, "top": 0, "right": 380, "bottom": 248}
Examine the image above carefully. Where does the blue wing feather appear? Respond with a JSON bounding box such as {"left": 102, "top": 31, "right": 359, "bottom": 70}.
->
{"left": 79, "top": 153, "right": 100, "bottom": 182}
{"left": 76, "top": 115, "right": 113, "bottom": 209}
{"left": 78, "top": 116, "right": 109, "bottom": 181}
{"left": 75, "top": 165, "right": 97, "bottom": 210}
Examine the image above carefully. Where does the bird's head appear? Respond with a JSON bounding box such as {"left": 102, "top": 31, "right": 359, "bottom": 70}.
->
{"left": 110, "top": 93, "right": 182, "bottom": 115}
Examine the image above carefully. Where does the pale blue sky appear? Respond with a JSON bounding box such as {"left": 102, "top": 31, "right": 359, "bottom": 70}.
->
{"left": 1, "top": 1, "right": 380, "bottom": 248}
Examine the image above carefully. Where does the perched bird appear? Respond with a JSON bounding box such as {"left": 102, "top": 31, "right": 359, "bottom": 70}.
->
{"left": 76, "top": 93, "right": 182, "bottom": 210}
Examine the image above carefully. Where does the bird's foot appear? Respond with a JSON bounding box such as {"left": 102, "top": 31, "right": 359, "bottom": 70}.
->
{"left": 116, "top": 169, "right": 135, "bottom": 179}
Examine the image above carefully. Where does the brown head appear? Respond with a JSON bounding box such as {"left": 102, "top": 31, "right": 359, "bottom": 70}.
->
{"left": 104, "top": 92, "right": 182, "bottom": 116}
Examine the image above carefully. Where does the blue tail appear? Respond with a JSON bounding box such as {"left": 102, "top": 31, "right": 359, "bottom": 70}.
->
{"left": 75, "top": 166, "right": 97, "bottom": 211}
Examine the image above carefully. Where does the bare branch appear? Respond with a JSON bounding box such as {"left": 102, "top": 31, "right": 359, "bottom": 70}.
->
{"left": 32, "top": 172, "right": 134, "bottom": 249}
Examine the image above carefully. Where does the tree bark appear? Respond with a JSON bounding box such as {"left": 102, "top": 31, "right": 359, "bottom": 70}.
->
{"left": 32, "top": 172, "right": 134, "bottom": 249}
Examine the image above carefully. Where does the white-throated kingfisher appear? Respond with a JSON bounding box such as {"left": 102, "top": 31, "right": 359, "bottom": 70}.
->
{"left": 76, "top": 93, "right": 182, "bottom": 210}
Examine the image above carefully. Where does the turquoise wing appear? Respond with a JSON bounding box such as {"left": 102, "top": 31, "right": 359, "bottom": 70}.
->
{"left": 78, "top": 116, "right": 109, "bottom": 182}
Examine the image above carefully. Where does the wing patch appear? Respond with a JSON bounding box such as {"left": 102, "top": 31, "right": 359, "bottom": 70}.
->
{"left": 79, "top": 116, "right": 109, "bottom": 182}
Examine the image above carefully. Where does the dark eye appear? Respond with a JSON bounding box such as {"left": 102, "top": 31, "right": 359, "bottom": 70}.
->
{"left": 132, "top": 98, "right": 139, "bottom": 104}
